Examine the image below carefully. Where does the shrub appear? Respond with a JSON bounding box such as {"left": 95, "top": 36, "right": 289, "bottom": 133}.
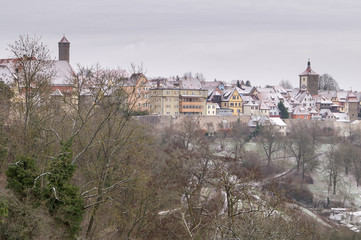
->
{"left": 6, "top": 156, "right": 38, "bottom": 199}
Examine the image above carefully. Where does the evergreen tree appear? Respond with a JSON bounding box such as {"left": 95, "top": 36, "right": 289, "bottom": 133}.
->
{"left": 278, "top": 102, "right": 289, "bottom": 119}
{"left": 44, "top": 139, "right": 84, "bottom": 237}
{"left": 6, "top": 156, "right": 38, "bottom": 199}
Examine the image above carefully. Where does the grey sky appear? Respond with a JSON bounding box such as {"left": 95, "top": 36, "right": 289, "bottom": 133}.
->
{"left": 1, "top": 0, "right": 361, "bottom": 90}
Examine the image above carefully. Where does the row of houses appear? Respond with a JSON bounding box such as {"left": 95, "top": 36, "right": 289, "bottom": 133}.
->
{"left": 0, "top": 37, "right": 360, "bottom": 123}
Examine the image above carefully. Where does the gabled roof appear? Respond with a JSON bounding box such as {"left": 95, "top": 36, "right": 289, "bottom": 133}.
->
{"left": 293, "top": 90, "right": 314, "bottom": 103}
{"left": 222, "top": 89, "right": 235, "bottom": 102}
{"left": 293, "top": 105, "right": 311, "bottom": 116}
{"left": 50, "top": 89, "right": 64, "bottom": 96}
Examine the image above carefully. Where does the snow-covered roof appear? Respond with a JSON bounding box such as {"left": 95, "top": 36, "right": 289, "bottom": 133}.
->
{"left": 180, "top": 77, "right": 202, "bottom": 89}
{"left": 314, "top": 95, "right": 333, "bottom": 104}
{"left": 237, "top": 86, "right": 253, "bottom": 95}
{"left": 248, "top": 116, "right": 270, "bottom": 127}
{"left": 269, "top": 117, "right": 286, "bottom": 127}
{"left": 51, "top": 60, "right": 76, "bottom": 85}
{"left": 337, "top": 91, "right": 348, "bottom": 102}
{"left": 255, "top": 87, "right": 275, "bottom": 93}
{"left": 347, "top": 92, "right": 358, "bottom": 103}
{"left": 333, "top": 112, "right": 350, "bottom": 122}
{"left": 273, "top": 85, "right": 288, "bottom": 94}
{"left": 293, "top": 105, "right": 310, "bottom": 116}
{"left": 299, "top": 61, "right": 318, "bottom": 76}
{"left": 259, "top": 100, "right": 270, "bottom": 110}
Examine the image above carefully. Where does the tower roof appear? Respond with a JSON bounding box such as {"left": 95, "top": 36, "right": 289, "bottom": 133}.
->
{"left": 59, "top": 36, "right": 69, "bottom": 44}
{"left": 299, "top": 60, "right": 318, "bottom": 76}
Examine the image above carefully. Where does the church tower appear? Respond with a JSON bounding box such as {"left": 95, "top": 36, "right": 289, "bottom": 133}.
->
{"left": 299, "top": 60, "right": 319, "bottom": 95}
{"left": 58, "top": 36, "right": 70, "bottom": 62}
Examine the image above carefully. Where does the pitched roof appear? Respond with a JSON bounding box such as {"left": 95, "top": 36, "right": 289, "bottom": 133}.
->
{"left": 269, "top": 117, "right": 287, "bottom": 127}
{"left": 52, "top": 60, "right": 76, "bottom": 85}
{"left": 299, "top": 61, "right": 318, "bottom": 76}
{"left": 180, "top": 77, "right": 202, "bottom": 89}
{"left": 59, "top": 36, "right": 70, "bottom": 43}
{"left": 293, "top": 105, "right": 311, "bottom": 116}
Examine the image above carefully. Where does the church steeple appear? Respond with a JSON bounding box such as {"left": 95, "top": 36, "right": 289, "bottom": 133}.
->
{"left": 58, "top": 35, "right": 70, "bottom": 62}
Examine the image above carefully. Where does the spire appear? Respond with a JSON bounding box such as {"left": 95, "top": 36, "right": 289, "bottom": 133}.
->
{"left": 59, "top": 35, "right": 70, "bottom": 43}
{"left": 307, "top": 59, "right": 311, "bottom": 68}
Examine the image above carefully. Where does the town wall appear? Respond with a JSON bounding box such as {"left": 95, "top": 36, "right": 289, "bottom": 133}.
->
{"left": 135, "top": 116, "right": 361, "bottom": 138}
{"left": 133, "top": 115, "right": 251, "bottom": 132}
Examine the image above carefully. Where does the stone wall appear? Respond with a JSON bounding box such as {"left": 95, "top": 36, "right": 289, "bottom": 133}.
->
{"left": 134, "top": 115, "right": 361, "bottom": 138}
{"left": 284, "top": 119, "right": 361, "bottom": 137}
{"left": 133, "top": 115, "right": 251, "bottom": 132}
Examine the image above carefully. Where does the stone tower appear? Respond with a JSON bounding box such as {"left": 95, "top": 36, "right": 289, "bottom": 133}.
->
{"left": 58, "top": 36, "right": 70, "bottom": 62}
{"left": 299, "top": 60, "right": 319, "bottom": 95}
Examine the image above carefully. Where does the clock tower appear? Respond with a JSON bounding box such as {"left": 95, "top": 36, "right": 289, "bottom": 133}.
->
{"left": 299, "top": 60, "right": 319, "bottom": 95}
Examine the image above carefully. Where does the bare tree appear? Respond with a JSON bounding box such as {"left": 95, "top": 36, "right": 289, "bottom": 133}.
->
{"left": 325, "top": 141, "right": 343, "bottom": 195}
{"left": 286, "top": 122, "right": 318, "bottom": 179}
{"left": 318, "top": 73, "right": 339, "bottom": 91}
{"left": 257, "top": 125, "right": 283, "bottom": 166}
{"left": 7, "top": 35, "right": 55, "bottom": 137}
{"left": 279, "top": 79, "right": 293, "bottom": 89}
{"left": 230, "top": 119, "right": 251, "bottom": 160}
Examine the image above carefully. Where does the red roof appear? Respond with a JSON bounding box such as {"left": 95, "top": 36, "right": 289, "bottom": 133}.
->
{"left": 299, "top": 67, "right": 318, "bottom": 76}
{"left": 299, "top": 60, "right": 318, "bottom": 76}
{"left": 59, "top": 36, "right": 69, "bottom": 43}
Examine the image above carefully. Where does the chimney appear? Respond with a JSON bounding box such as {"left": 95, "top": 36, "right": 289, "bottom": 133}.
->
{"left": 59, "top": 35, "right": 70, "bottom": 62}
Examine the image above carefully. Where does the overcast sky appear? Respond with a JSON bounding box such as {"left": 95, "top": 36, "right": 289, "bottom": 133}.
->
{"left": 1, "top": 0, "right": 361, "bottom": 90}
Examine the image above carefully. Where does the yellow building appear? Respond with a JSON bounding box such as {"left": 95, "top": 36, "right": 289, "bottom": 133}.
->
{"left": 150, "top": 88, "right": 208, "bottom": 115}
{"left": 150, "top": 88, "right": 180, "bottom": 115}
{"left": 221, "top": 88, "right": 243, "bottom": 115}
{"left": 123, "top": 73, "right": 151, "bottom": 112}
